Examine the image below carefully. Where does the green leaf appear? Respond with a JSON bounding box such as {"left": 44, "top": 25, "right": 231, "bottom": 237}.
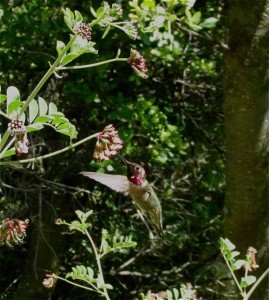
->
{"left": 0, "top": 149, "right": 15, "bottom": 158}
{"left": 240, "top": 275, "right": 256, "bottom": 288}
{"left": 7, "top": 86, "right": 20, "bottom": 103}
{"left": 97, "top": 274, "right": 104, "bottom": 288}
{"left": 173, "top": 287, "right": 179, "bottom": 299}
{"left": 64, "top": 7, "right": 74, "bottom": 20}
{"left": 0, "top": 94, "right": 7, "bottom": 103}
{"left": 74, "top": 10, "right": 83, "bottom": 22}
{"left": 26, "top": 123, "right": 44, "bottom": 132}
{"left": 101, "top": 239, "right": 109, "bottom": 253}
{"left": 87, "top": 267, "right": 94, "bottom": 279}
{"left": 220, "top": 238, "right": 235, "bottom": 251}
{"left": 34, "top": 116, "right": 54, "bottom": 123}
{"left": 105, "top": 284, "right": 113, "bottom": 290}
{"left": 102, "top": 25, "right": 111, "bottom": 39}
{"left": 232, "top": 259, "right": 246, "bottom": 271}
{"left": 7, "top": 100, "right": 22, "bottom": 115}
{"left": 61, "top": 53, "right": 79, "bottom": 66}
{"left": 141, "top": 0, "right": 155, "bottom": 10}
{"left": 153, "top": 15, "right": 165, "bottom": 27}
{"left": 52, "top": 116, "right": 68, "bottom": 125}
{"left": 48, "top": 102, "right": 58, "bottom": 115}
{"left": 186, "top": 0, "right": 196, "bottom": 9}
{"left": 38, "top": 97, "right": 48, "bottom": 116}
{"left": 166, "top": 290, "right": 173, "bottom": 299}
{"left": 192, "top": 11, "right": 201, "bottom": 24}
{"left": 7, "top": 86, "right": 21, "bottom": 116}
{"left": 0, "top": 9, "right": 4, "bottom": 20}
{"left": 231, "top": 251, "right": 240, "bottom": 258}
{"left": 200, "top": 17, "right": 218, "bottom": 28}
{"left": 168, "top": 14, "right": 177, "bottom": 22}
{"left": 75, "top": 210, "right": 93, "bottom": 223}
{"left": 28, "top": 99, "right": 39, "bottom": 123}
{"left": 90, "top": 6, "right": 97, "bottom": 17}
{"left": 56, "top": 40, "right": 65, "bottom": 56}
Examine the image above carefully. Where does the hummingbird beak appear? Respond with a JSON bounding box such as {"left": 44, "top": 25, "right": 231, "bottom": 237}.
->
{"left": 117, "top": 154, "right": 131, "bottom": 165}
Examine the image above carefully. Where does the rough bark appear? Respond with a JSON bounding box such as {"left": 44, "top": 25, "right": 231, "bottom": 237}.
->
{"left": 224, "top": 1, "right": 269, "bottom": 299}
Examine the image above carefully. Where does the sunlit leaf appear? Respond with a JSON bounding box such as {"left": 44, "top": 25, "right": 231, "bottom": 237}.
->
{"left": 0, "top": 148, "right": 15, "bottom": 158}
{"left": 38, "top": 97, "right": 48, "bottom": 116}
{"left": 56, "top": 40, "right": 65, "bottom": 56}
{"left": 26, "top": 123, "right": 44, "bottom": 132}
{"left": 48, "top": 102, "right": 58, "bottom": 115}
{"left": 232, "top": 259, "right": 246, "bottom": 270}
{"left": 34, "top": 116, "right": 54, "bottom": 123}
{"left": 97, "top": 274, "right": 104, "bottom": 288}
{"left": 7, "top": 100, "right": 22, "bottom": 115}
{"left": 61, "top": 53, "right": 79, "bottom": 66}
{"left": 28, "top": 99, "right": 39, "bottom": 123}
{"left": 0, "top": 94, "right": 7, "bottom": 103}
{"left": 7, "top": 86, "right": 20, "bottom": 104}
{"left": 240, "top": 275, "right": 256, "bottom": 288}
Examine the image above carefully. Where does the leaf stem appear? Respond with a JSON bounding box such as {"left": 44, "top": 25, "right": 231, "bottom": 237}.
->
{"left": 244, "top": 267, "right": 269, "bottom": 300}
{"left": 53, "top": 274, "right": 103, "bottom": 295}
{"left": 221, "top": 250, "right": 244, "bottom": 296}
{"left": 56, "top": 57, "right": 128, "bottom": 70}
{"left": 0, "top": 35, "right": 76, "bottom": 154}
{"left": 0, "top": 137, "right": 15, "bottom": 159}
{"left": 0, "top": 132, "right": 99, "bottom": 165}
{"left": 0, "top": 110, "right": 10, "bottom": 119}
{"left": 84, "top": 229, "right": 110, "bottom": 300}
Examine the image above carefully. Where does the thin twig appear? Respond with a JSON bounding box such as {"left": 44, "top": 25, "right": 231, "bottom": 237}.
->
{"left": 0, "top": 132, "right": 99, "bottom": 165}
{"left": 245, "top": 267, "right": 269, "bottom": 300}
{"left": 56, "top": 57, "right": 127, "bottom": 71}
{"left": 84, "top": 230, "right": 110, "bottom": 300}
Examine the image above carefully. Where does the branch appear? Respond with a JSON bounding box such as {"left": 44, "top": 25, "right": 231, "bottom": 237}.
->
{"left": 0, "top": 132, "right": 99, "bottom": 166}
{"left": 84, "top": 230, "right": 110, "bottom": 300}
{"left": 56, "top": 57, "right": 128, "bottom": 71}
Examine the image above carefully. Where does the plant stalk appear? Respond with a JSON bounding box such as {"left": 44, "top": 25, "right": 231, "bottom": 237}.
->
{"left": 222, "top": 250, "right": 244, "bottom": 296}
{"left": 56, "top": 57, "right": 127, "bottom": 70}
{"left": 0, "top": 132, "right": 99, "bottom": 165}
{"left": 244, "top": 267, "right": 269, "bottom": 300}
{"left": 85, "top": 230, "right": 110, "bottom": 300}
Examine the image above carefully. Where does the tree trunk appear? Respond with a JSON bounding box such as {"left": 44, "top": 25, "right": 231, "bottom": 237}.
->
{"left": 224, "top": 1, "right": 269, "bottom": 299}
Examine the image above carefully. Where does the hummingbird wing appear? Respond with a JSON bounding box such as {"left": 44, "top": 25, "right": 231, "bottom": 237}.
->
{"left": 80, "top": 172, "right": 129, "bottom": 195}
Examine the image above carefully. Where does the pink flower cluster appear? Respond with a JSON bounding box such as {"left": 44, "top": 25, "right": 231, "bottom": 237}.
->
{"left": 0, "top": 218, "right": 29, "bottom": 247}
{"left": 93, "top": 124, "right": 123, "bottom": 161}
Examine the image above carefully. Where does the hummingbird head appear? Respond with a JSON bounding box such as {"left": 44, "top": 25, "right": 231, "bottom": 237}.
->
{"left": 117, "top": 155, "right": 146, "bottom": 186}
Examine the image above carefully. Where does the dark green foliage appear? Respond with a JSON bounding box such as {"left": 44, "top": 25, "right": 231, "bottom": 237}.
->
{"left": 0, "top": 0, "right": 226, "bottom": 299}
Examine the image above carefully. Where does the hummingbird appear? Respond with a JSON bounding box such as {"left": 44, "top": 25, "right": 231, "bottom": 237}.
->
{"left": 80, "top": 156, "right": 163, "bottom": 237}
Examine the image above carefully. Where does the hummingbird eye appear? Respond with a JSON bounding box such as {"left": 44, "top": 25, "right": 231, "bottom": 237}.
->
{"left": 135, "top": 166, "right": 140, "bottom": 171}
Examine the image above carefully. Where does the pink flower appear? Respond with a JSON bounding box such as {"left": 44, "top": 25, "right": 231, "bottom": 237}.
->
{"left": 93, "top": 124, "right": 123, "bottom": 161}
{"left": 74, "top": 22, "right": 92, "bottom": 41}
{"left": 0, "top": 218, "right": 29, "bottom": 247}
{"left": 42, "top": 274, "right": 55, "bottom": 289}
{"left": 8, "top": 117, "right": 26, "bottom": 136}
{"left": 128, "top": 49, "right": 148, "bottom": 79}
